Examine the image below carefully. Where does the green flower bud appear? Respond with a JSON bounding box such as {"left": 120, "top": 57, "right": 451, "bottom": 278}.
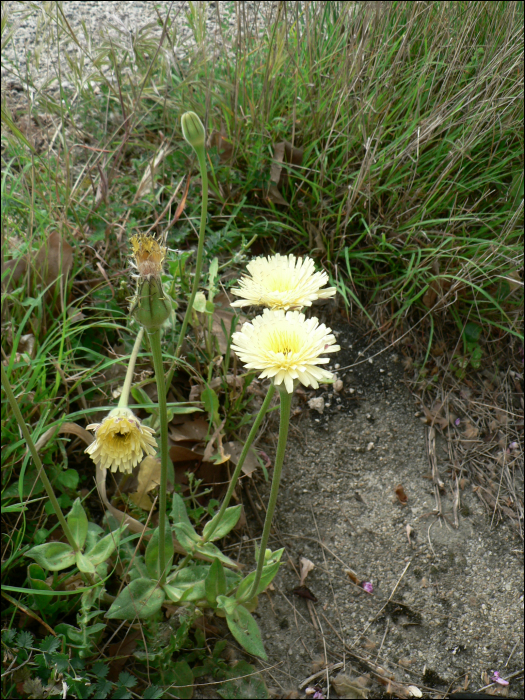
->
{"left": 132, "top": 278, "right": 171, "bottom": 333}
{"left": 181, "top": 111, "right": 205, "bottom": 151}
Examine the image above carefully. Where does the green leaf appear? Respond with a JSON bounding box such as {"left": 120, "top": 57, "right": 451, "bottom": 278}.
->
{"left": 171, "top": 660, "right": 194, "bottom": 699}
{"left": 201, "top": 386, "right": 220, "bottom": 424}
{"left": 235, "top": 561, "right": 281, "bottom": 602}
{"left": 202, "top": 505, "right": 242, "bottom": 542}
{"left": 216, "top": 595, "right": 237, "bottom": 617}
{"left": 76, "top": 551, "right": 95, "bottom": 574}
{"left": 205, "top": 558, "right": 226, "bottom": 605}
{"left": 194, "top": 541, "right": 238, "bottom": 568}
{"left": 85, "top": 530, "right": 120, "bottom": 566}
{"left": 218, "top": 661, "right": 269, "bottom": 699}
{"left": 174, "top": 522, "right": 202, "bottom": 553}
{"left": 105, "top": 579, "right": 165, "bottom": 620}
{"left": 27, "top": 564, "right": 54, "bottom": 613}
{"left": 67, "top": 498, "right": 88, "bottom": 550}
{"left": 57, "top": 469, "right": 79, "bottom": 490}
{"left": 164, "top": 565, "right": 210, "bottom": 603}
{"left": 223, "top": 601, "right": 267, "bottom": 660}
{"left": 463, "top": 321, "right": 482, "bottom": 349}
{"left": 193, "top": 291, "right": 207, "bottom": 313}
{"left": 170, "top": 493, "right": 193, "bottom": 528}
{"left": 145, "top": 526, "right": 175, "bottom": 580}
{"left": 26, "top": 542, "right": 76, "bottom": 571}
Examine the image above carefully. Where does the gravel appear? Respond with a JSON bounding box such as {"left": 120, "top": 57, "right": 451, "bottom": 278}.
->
{"left": 2, "top": 1, "right": 278, "bottom": 94}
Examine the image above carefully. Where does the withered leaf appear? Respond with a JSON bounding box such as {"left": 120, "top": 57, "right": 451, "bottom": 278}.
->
{"left": 394, "top": 484, "right": 408, "bottom": 505}
{"left": 332, "top": 673, "right": 369, "bottom": 699}
{"left": 170, "top": 417, "right": 209, "bottom": 443}
{"left": 224, "top": 440, "right": 258, "bottom": 476}
{"left": 128, "top": 456, "right": 161, "bottom": 511}
{"left": 299, "top": 557, "right": 315, "bottom": 587}
{"left": 292, "top": 585, "right": 318, "bottom": 602}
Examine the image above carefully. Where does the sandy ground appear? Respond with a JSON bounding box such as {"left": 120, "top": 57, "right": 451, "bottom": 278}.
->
{"left": 228, "top": 310, "right": 524, "bottom": 700}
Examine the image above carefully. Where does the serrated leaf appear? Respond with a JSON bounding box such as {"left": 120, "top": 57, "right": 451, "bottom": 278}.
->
{"left": 26, "top": 542, "right": 76, "bottom": 571}
{"left": 84, "top": 530, "right": 119, "bottom": 566}
{"left": 223, "top": 602, "right": 267, "bottom": 660}
{"left": 171, "top": 660, "right": 194, "bottom": 699}
{"left": 145, "top": 526, "right": 175, "bottom": 580}
{"left": 67, "top": 498, "right": 88, "bottom": 550}
{"left": 202, "top": 505, "right": 242, "bottom": 542}
{"left": 205, "top": 558, "right": 227, "bottom": 605}
{"left": 105, "top": 579, "right": 165, "bottom": 620}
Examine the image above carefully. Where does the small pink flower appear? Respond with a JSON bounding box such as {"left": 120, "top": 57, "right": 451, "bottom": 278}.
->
{"left": 361, "top": 581, "right": 373, "bottom": 594}
{"left": 490, "top": 671, "right": 509, "bottom": 686}
{"left": 454, "top": 417, "right": 461, "bottom": 427}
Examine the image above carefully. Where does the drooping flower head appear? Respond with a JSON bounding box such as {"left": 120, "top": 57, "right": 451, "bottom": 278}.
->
{"left": 230, "top": 253, "right": 336, "bottom": 311}
{"left": 85, "top": 406, "right": 157, "bottom": 474}
{"left": 129, "top": 233, "right": 171, "bottom": 332}
{"left": 230, "top": 308, "right": 340, "bottom": 393}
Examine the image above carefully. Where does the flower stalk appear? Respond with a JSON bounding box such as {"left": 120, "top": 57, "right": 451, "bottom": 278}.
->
{"left": 202, "top": 382, "right": 276, "bottom": 543}
{"left": 174, "top": 112, "right": 208, "bottom": 360}
{"left": 1, "top": 364, "right": 77, "bottom": 550}
{"left": 247, "top": 386, "right": 292, "bottom": 600}
{"left": 147, "top": 328, "right": 170, "bottom": 585}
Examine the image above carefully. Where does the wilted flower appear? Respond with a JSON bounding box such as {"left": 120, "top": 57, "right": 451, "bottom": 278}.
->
{"left": 85, "top": 407, "right": 157, "bottom": 474}
{"left": 454, "top": 417, "right": 461, "bottom": 427}
{"left": 230, "top": 253, "right": 336, "bottom": 311}
{"left": 230, "top": 308, "right": 340, "bottom": 394}
{"left": 361, "top": 581, "right": 374, "bottom": 594}
{"left": 490, "top": 671, "right": 509, "bottom": 686}
{"left": 129, "top": 233, "right": 171, "bottom": 332}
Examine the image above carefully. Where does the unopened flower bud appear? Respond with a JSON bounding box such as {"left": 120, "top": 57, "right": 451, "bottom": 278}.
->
{"left": 181, "top": 111, "right": 205, "bottom": 151}
{"left": 132, "top": 277, "right": 171, "bottom": 332}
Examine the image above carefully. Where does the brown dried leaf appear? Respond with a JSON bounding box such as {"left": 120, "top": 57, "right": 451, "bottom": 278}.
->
{"left": 208, "top": 129, "right": 234, "bottom": 163}
{"left": 462, "top": 422, "right": 480, "bottom": 439}
{"left": 292, "top": 585, "right": 318, "bottom": 602}
{"left": 170, "top": 417, "right": 209, "bottom": 443}
{"left": 224, "top": 440, "right": 258, "bottom": 476}
{"left": 345, "top": 568, "right": 361, "bottom": 586}
{"left": 169, "top": 444, "right": 203, "bottom": 463}
{"left": 129, "top": 456, "right": 161, "bottom": 511}
{"left": 299, "top": 557, "right": 315, "bottom": 586}
{"left": 34, "top": 231, "right": 73, "bottom": 288}
{"left": 332, "top": 674, "right": 369, "bottom": 698}
{"left": 394, "top": 484, "right": 408, "bottom": 505}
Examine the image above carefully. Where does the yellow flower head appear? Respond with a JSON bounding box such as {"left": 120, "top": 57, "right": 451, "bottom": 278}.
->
{"left": 230, "top": 308, "right": 340, "bottom": 393}
{"left": 85, "top": 407, "right": 157, "bottom": 474}
{"left": 230, "top": 253, "right": 336, "bottom": 311}
{"left": 130, "top": 233, "right": 166, "bottom": 280}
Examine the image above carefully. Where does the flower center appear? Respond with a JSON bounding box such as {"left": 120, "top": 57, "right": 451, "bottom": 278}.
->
{"left": 265, "top": 328, "right": 302, "bottom": 356}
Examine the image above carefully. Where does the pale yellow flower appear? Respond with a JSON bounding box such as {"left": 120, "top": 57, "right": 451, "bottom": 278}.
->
{"left": 230, "top": 253, "right": 336, "bottom": 311}
{"left": 85, "top": 407, "right": 157, "bottom": 474}
{"left": 230, "top": 309, "right": 340, "bottom": 393}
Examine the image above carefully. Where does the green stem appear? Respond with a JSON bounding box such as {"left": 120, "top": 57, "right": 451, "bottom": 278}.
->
{"left": 118, "top": 328, "right": 144, "bottom": 408}
{"left": 148, "top": 330, "right": 169, "bottom": 585}
{"left": 247, "top": 388, "right": 292, "bottom": 600}
{"left": 202, "top": 383, "right": 276, "bottom": 544}
{"left": 167, "top": 147, "right": 208, "bottom": 389}
{"left": 1, "top": 364, "right": 77, "bottom": 550}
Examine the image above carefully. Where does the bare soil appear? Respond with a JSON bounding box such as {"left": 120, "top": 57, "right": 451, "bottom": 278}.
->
{"left": 234, "top": 311, "right": 524, "bottom": 699}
